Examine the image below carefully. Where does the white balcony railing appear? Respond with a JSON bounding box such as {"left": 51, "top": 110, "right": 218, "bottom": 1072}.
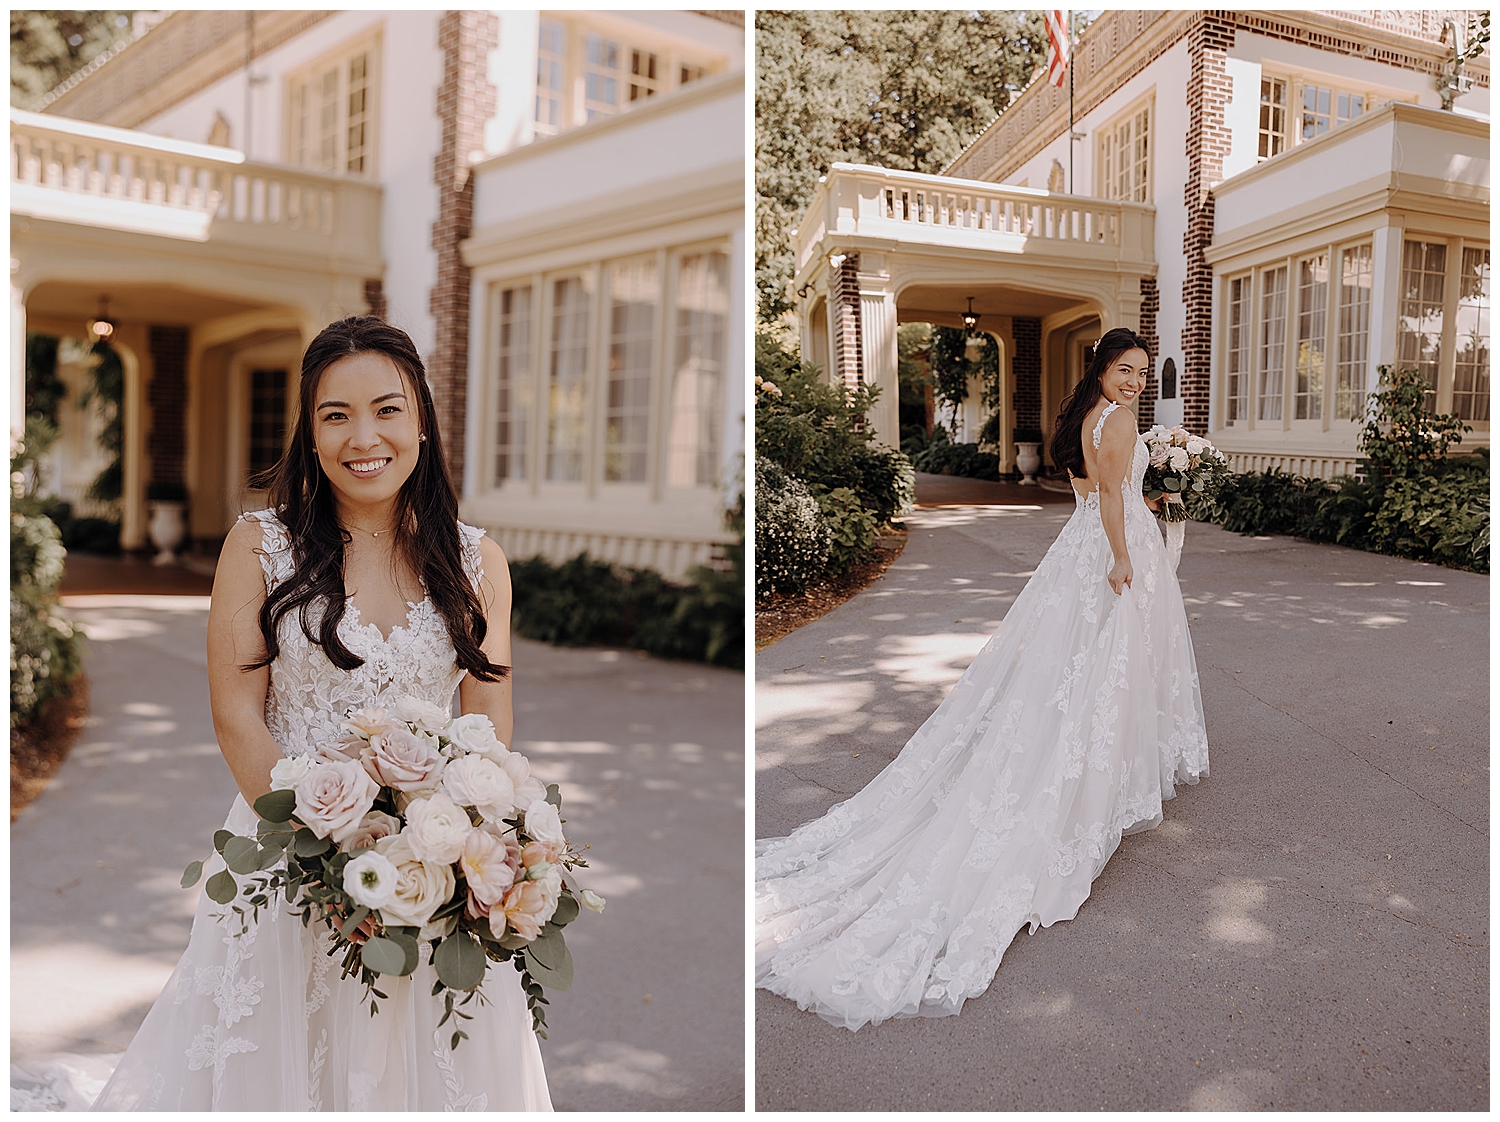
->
{"left": 795, "top": 163, "right": 1155, "bottom": 275}
{"left": 11, "top": 108, "right": 381, "bottom": 264}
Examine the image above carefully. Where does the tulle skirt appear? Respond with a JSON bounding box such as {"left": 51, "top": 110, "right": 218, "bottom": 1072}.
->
{"left": 92, "top": 795, "right": 552, "bottom": 1111}
{"left": 755, "top": 494, "right": 1210, "bottom": 1031}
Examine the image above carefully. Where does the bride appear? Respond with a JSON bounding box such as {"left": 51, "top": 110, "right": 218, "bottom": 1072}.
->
{"left": 92, "top": 317, "right": 552, "bottom": 1109}
{"left": 755, "top": 327, "right": 1210, "bottom": 1032}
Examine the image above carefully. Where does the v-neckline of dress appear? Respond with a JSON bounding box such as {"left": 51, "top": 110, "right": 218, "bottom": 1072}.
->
{"left": 346, "top": 595, "right": 432, "bottom": 644}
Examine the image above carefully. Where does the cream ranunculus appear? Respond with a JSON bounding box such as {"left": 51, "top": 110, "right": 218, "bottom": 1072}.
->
{"left": 339, "top": 809, "right": 402, "bottom": 853}
{"left": 269, "top": 754, "right": 314, "bottom": 791}
{"left": 342, "top": 849, "right": 400, "bottom": 910}
{"left": 371, "top": 833, "right": 455, "bottom": 928}
{"left": 501, "top": 753, "right": 548, "bottom": 810}
{"left": 401, "top": 792, "right": 474, "bottom": 865}
{"left": 525, "top": 800, "right": 566, "bottom": 849}
{"left": 359, "top": 726, "right": 446, "bottom": 792}
{"left": 441, "top": 753, "right": 516, "bottom": 821}
{"left": 294, "top": 758, "right": 379, "bottom": 843}
{"left": 459, "top": 828, "right": 518, "bottom": 908}
{"left": 342, "top": 706, "right": 393, "bottom": 743}
{"left": 393, "top": 696, "right": 451, "bottom": 735}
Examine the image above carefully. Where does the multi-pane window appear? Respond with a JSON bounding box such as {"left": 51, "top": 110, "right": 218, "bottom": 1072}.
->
{"left": 494, "top": 286, "right": 533, "bottom": 485}
{"left": 605, "top": 260, "right": 658, "bottom": 483}
{"left": 584, "top": 34, "right": 621, "bottom": 121}
{"left": 1258, "top": 77, "right": 1287, "bottom": 159}
{"left": 248, "top": 368, "right": 287, "bottom": 480}
{"left": 287, "top": 44, "right": 377, "bottom": 175}
{"left": 630, "top": 50, "right": 661, "bottom": 102}
{"left": 1257, "top": 266, "right": 1288, "bottom": 422}
{"left": 547, "top": 277, "right": 591, "bottom": 482}
{"left": 1226, "top": 276, "right": 1251, "bottom": 424}
{"left": 1300, "top": 84, "right": 1363, "bottom": 140}
{"left": 1335, "top": 244, "right": 1373, "bottom": 420}
{"left": 680, "top": 64, "right": 705, "bottom": 85}
{"left": 1397, "top": 240, "right": 1448, "bottom": 410}
{"left": 535, "top": 19, "right": 566, "bottom": 138}
{"left": 1294, "top": 254, "right": 1328, "bottom": 420}
{"left": 1452, "top": 247, "right": 1489, "bottom": 422}
{"left": 1098, "top": 103, "right": 1150, "bottom": 203}
{"left": 666, "top": 252, "right": 729, "bottom": 488}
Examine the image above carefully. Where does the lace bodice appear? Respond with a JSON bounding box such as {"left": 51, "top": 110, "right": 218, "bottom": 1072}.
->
{"left": 1074, "top": 401, "right": 1149, "bottom": 513}
{"left": 243, "top": 509, "right": 487, "bottom": 758}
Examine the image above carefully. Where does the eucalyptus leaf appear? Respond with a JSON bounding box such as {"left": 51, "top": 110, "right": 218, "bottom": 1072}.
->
{"left": 180, "top": 860, "right": 204, "bottom": 889}
{"left": 359, "top": 936, "right": 406, "bottom": 976}
{"left": 550, "top": 893, "right": 580, "bottom": 927}
{"left": 213, "top": 829, "right": 233, "bottom": 854}
{"left": 1163, "top": 477, "right": 1182, "bottom": 492}
{"left": 339, "top": 906, "right": 370, "bottom": 939}
{"left": 294, "top": 828, "right": 331, "bottom": 858}
{"left": 389, "top": 931, "right": 420, "bottom": 977}
{"left": 205, "top": 869, "right": 237, "bottom": 904}
{"left": 253, "top": 788, "right": 298, "bottom": 823}
{"left": 544, "top": 783, "right": 562, "bottom": 809}
{"left": 434, "top": 932, "right": 486, "bottom": 991}
{"left": 255, "top": 843, "right": 284, "bottom": 871}
{"left": 523, "top": 931, "right": 574, "bottom": 991}
{"left": 223, "top": 836, "right": 262, "bottom": 875}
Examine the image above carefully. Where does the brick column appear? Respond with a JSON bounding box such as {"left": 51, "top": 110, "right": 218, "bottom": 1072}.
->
{"left": 364, "top": 278, "right": 387, "bottom": 320}
{"left": 829, "top": 253, "right": 863, "bottom": 393}
{"left": 429, "top": 10, "right": 500, "bottom": 487}
{"left": 146, "top": 325, "right": 189, "bottom": 487}
{"left": 1179, "top": 12, "right": 1235, "bottom": 435}
{"left": 1138, "top": 275, "right": 1160, "bottom": 429}
{"left": 1012, "top": 316, "right": 1042, "bottom": 435}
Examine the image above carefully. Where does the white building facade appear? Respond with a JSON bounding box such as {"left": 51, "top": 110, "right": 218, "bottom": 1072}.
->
{"left": 794, "top": 10, "right": 1488, "bottom": 477}
{"left": 13, "top": 9, "right": 744, "bottom": 574}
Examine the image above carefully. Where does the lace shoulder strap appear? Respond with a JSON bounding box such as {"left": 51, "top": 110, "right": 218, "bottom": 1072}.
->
{"left": 457, "top": 521, "right": 486, "bottom": 594}
{"left": 1092, "top": 401, "right": 1122, "bottom": 450}
{"left": 239, "top": 508, "right": 294, "bottom": 592}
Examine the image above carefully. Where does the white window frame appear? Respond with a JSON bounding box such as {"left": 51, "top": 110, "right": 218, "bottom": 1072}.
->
{"left": 1096, "top": 92, "right": 1153, "bottom": 204}
{"left": 283, "top": 27, "right": 382, "bottom": 177}
{"left": 1396, "top": 234, "right": 1491, "bottom": 428}
{"left": 1257, "top": 69, "right": 1417, "bottom": 162}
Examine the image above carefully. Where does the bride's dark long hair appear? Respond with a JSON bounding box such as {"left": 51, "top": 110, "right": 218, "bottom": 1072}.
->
{"left": 247, "top": 315, "right": 508, "bottom": 681}
{"left": 1048, "top": 326, "right": 1152, "bottom": 479}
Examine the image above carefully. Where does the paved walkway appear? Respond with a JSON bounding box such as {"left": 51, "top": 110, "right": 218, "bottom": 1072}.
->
{"left": 755, "top": 476, "right": 1488, "bottom": 1111}
{"left": 14, "top": 558, "right": 745, "bottom": 1112}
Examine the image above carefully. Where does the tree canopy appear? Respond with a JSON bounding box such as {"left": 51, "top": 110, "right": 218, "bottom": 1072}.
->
{"left": 755, "top": 9, "right": 1052, "bottom": 322}
{"left": 11, "top": 10, "right": 136, "bottom": 110}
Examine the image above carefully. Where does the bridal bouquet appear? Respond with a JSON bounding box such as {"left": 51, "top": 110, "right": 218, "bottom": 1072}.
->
{"left": 182, "top": 698, "right": 602, "bottom": 1045}
{"left": 1141, "top": 425, "right": 1231, "bottom": 523}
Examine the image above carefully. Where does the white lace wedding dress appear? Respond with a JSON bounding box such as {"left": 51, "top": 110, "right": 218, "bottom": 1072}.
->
{"left": 85, "top": 510, "right": 552, "bottom": 1110}
{"left": 755, "top": 403, "right": 1210, "bottom": 1031}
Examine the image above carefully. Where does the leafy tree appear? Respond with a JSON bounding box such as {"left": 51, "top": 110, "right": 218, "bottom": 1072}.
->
{"left": 11, "top": 10, "right": 136, "bottom": 110}
{"left": 755, "top": 10, "right": 1053, "bottom": 321}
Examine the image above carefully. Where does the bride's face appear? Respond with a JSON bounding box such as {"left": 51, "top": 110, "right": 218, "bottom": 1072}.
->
{"left": 1098, "top": 347, "right": 1149, "bottom": 406}
{"left": 312, "top": 351, "right": 423, "bottom": 516}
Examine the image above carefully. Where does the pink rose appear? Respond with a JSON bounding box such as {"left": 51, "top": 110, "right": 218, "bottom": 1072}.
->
{"left": 359, "top": 726, "right": 445, "bottom": 792}
{"left": 491, "top": 880, "right": 548, "bottom": 942}
{"left": 339, "top": 809, "right": 402, "bottom": 853}
{"left": 294, "top": 758, "right": 379, "bottom": 844}
{"left": 342, "top": 706, "right": 393, "bottom": 743}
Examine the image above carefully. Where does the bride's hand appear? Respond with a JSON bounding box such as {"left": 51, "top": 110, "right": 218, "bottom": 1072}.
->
{"left": 1108, "top": 556, "right": 1133, "bottom": 596}
{"left": 322, "top": 902, "right": 378, "bottom": 944}
{"left": 1143, "top": 495, "right": 1161, "bottom": 512}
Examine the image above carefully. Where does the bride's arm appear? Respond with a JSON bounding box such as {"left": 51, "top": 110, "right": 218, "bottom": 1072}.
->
{"left": 206, "top": 517, "right": 284, "bottom": 805}
{"left": 1096, "top": 408, "right": 1136, "bottom": 595}
{"left": 458, "top": 534, "right": 514, "bottom": 748}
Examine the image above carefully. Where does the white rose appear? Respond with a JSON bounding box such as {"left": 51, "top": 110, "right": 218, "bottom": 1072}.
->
{"left": 401, "top": 793, "right": 474, "bottom": 865}
{"left": 445, "top": 713, "right": 505, "bottom": 759}
{"left": 535, "top": 863, "right": 564, "bottom": 926}
{"left": 294, "top": 758, "right": 379, "bottom": 844}
{"left": 372, "top": 834, "right": 455, "bottom": 928}
{"left": 342, "top": 850, "right": 400, "bottom": 910}
{"left": 394, "top": 696, "right": 451, "bottom": 734}
{"left": 525, "top": 800, "right": 566, "bottom": 849}
{"left": 1185, "top": 437, "right": 1206, "bottom": 456}
{"left": 269, "top": 754, "right": 314, "bottom": 791}
{"left": 442, "top": 753, "right": 516, "bottom": 821}
{"left": 1167, "top": 447, "right": 1191, "bottom": 472}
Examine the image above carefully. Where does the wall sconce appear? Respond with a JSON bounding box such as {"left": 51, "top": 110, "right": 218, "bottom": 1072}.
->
{"left": 89, "top": 296, "right": 116, "bottom": 342}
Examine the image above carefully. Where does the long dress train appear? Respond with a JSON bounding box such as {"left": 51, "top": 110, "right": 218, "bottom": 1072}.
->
{"left": 754, "top": 403, "right": 1210, "bottom": 1032}
{"left": 89, "top": 510, "right": 552, "bottom": 1110}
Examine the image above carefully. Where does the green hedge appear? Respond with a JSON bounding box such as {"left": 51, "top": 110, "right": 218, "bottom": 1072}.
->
{"left": 910, "top": 430, "right": 1000, "bottom": 480}
{"left": 509, "top": 495, "right": 744, "bottom": 670}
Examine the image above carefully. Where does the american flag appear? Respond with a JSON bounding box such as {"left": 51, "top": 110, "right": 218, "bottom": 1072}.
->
{"left": 1046, "top": 10, "right": 1070, "bottom": 88}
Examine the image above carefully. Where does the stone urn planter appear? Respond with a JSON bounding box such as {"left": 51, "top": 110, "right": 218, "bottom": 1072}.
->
{"left": 146, "top": 483, "right": 188, "bottom": 565}
{"left": 1014, "top": 441, "right": 1042, "bottom": 485}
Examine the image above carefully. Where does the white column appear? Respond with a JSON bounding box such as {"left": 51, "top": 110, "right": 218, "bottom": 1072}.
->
{"left": 723, "top": 222, "right": 746, "bottom": 494}
{"left": 856, "top": 257, "right": 898, "bottom": 449}
{"left": 1369, "top": 223, "right": 1404, "bottom": 395}
{"left": 11, "top": 272, "right": 25, "bottom": 438}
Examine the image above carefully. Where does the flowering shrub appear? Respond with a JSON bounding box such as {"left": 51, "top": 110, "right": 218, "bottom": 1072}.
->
{"left": 814, "top": 486, "right": 879, "bottom": 574}
{"left": 755, "top": 455, "right": 831, "bottom": 600}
